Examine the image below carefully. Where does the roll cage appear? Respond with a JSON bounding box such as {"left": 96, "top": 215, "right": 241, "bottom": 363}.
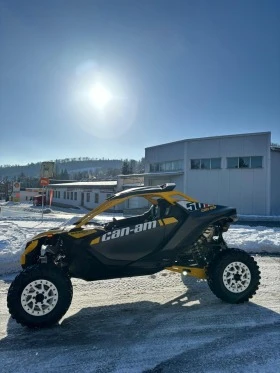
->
{"left": 74, "top": 183, "right": 198, "bottom": 228}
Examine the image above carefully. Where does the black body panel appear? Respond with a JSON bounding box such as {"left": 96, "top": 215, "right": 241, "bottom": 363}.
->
{"left": 162, "top": 205, "right": 237, "bottom": 254}
{"left": 63, "top": 200, "right": 236, "bottom": 281}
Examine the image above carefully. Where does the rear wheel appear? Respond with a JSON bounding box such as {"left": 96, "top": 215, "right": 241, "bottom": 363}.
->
{"left": 7, "top": 264, "right": 73, "bottom": 328}
{"left": 207, "top": 249, "right": 260, "bottom": 304}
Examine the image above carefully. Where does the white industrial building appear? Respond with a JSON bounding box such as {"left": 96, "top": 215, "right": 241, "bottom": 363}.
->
{"left": 19, "top": 188, "right": 44, "bottom": 202}
{"left": 46, "top": 176, "right": 145, "bottom": 211}
{"left": 47, "top": 181, "right": 117, "bottom": 210}
{"left": 144, "top": 132, "right": 280, "bottom": 216}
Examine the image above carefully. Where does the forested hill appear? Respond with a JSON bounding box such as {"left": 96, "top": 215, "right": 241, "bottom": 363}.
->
{"left": 0, "top": 158, "right": 124, "bottom": 179}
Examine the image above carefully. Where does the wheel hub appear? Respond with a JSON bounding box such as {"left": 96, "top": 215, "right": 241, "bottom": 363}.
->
{"left": 21, "top": 279, "right": 58, "bottom": 316}
{"left": 233, "top": 273, "right": 241, "bottom": 281}
{"left": 222, "top": 261, "right": 251, "bottom": 293}
{"left": 35, "top": 293, "right": 45, "bottom": 303}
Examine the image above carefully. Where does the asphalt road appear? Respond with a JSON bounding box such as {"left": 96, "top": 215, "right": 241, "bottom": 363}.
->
{"left": 0, "top": 257, "right": 279, "bottom": 373}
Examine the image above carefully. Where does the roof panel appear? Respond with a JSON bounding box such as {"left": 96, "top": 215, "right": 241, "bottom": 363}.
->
{"left": 109, "top": 183, "right": 176, "bottom": 200}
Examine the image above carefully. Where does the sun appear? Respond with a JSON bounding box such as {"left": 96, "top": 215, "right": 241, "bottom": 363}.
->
{"left": 89, "top": 83, "right": 112, "bottom": 110}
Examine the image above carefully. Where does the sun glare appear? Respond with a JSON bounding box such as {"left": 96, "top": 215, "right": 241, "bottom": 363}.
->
{"left": 73, "top": 68, "right": 137, "bottom": 138}
{"left": 89, "top": 83, "right": 112, "bottom": 109}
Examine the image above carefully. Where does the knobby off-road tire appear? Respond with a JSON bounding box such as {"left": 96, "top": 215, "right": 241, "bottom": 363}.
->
{"left": 207, "top": 248, "right": 261, "bottom": 304}
{"left": 7, "top": 264, "right": 73, "bottom": 328}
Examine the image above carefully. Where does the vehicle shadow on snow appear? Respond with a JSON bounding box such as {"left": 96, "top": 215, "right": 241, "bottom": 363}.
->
{"left": 1, "top": 279, "right": 279, "bottom": 359}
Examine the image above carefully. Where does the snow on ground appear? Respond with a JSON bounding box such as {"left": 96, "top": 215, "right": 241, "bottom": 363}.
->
{"left": 0, "top": 202, "right": 280, "bottom": 276}
{"left": 0, "top": 257, "right": 279, "bottom": 373}
{"left": 0, "top": 203, "right": 279, "bottom": 372}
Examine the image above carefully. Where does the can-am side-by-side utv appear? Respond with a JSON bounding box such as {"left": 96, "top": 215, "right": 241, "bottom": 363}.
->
{"left": 7, "top": 183, "right": 260, "bottom": 328}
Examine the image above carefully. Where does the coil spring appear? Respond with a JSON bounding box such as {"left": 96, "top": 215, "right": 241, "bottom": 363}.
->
{"left": 190, "top": 226, "right": 215, "bottom": 266}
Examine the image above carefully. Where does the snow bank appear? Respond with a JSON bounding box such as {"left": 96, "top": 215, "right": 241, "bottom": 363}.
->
{"left": 224, "top": 225, "right": 280, "bottom": 254}
{"left": 0, "top": 218, "right": 66, "bottom": 275}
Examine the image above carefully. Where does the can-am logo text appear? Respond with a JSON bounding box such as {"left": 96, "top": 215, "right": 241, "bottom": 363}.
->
{"left": 101, "top": 220, "right": 157, "bottom": 242}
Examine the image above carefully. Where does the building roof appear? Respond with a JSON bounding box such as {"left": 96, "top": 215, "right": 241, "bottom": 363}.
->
{"left": 271, "top": 146, "right": 280, "bottom": 152}
{"left": 145, "top": 131, "right": 271, "bottom": 150}
{"left": 48, "top": 181, "right": 117, "bottom": 188}
{"left": 143, "top": 171, "right": 184, "bottom": 177}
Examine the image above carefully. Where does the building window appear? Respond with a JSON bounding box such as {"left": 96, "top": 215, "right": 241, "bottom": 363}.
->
{"left": 227, "top": 157, "right": 238, "bottom": 169}
{"left": 63, "top": 191, "right": 66, "bottom": 199}
{"left": 94, "top": 193, "right": 99, "bottom": 203}
{"left": 106, "top": 193, "right": 111, "bottom": 199}
{"left": 150, "top": 163, "right": 159, "bottom": 172}
{"left": 211, "top": 158, "right": 221, "bottom": 169}
{"left": 227, "top": 156, "right": 263, "bottom": 169}
{"left": 67, "top": 192, "right": 70, "bottom": 199}
{"left": 71, "top": 192, "right": 73, "bottom": 200}
{"left": 150, "top": 160, "right": 183, "bottom": 173}
{"left": 74, "top": 192, "right": 77, "bottom": 200}
{"left": 86, "top": 193, "right": 90, "bottom": 202}
{"left": 191, "top": 159, "right": 200, "bottom": 169}
{"left": 57, "top": 191, "right": 60, "bottom": 199}
{"left": 191, "top": 158, "right": 221, "bottom": 170}
{"left": 201, "top": 159, "right": 210, "bottom": 169}
{"left": 239, "top": 157, "right": 250, "bottom": 168}
{"left": 251, "top": 156, "right": 262, "bottom": 168}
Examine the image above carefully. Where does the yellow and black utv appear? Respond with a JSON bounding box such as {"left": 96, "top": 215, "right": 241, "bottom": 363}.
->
{"left": 7, "top": 183, "right": 260, "bottom": 328}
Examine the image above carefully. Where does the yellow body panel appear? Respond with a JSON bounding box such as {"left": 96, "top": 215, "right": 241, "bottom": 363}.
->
{"left": 90, "top": 237, "right": 101, "bottom": 245}
{"left": 68, "top": 230, "right": 97, "bottom": 238}
{"left": 165, "top": 266, "right": 207, "bottom": 279}
{"left": 162, "top": 217, "right": 178, "bottom": 225}
{"left": 20, "top": 240, "right": 39, "bottom": 265}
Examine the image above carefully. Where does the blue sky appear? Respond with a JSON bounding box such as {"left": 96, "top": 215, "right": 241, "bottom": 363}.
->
{"left": 0, "top": 0, "right": 279, "bottom": 165}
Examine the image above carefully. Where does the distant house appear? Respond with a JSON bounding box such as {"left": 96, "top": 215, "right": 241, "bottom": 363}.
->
{"left": 47, "top": 181, "right": 117, "bottom": 210}
{"left": 20, "top": 188, "right": 45, "bottom": 203}
{"left": 46, "top": 175, "right": 146, "bottom": 213}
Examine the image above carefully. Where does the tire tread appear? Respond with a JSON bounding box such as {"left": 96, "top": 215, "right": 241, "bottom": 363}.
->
{"left": 7, "top": 264, "right": 73, "bottom": 328}
{"left": 207, "top": 248, "right": 261, "bottom": 304}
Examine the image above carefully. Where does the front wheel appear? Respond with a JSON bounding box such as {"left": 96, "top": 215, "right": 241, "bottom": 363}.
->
{"left": 7, "top": 264, "right": 73, "bottom": 328}
{"left": 207, "top": 249, "right": 261, "bottom": 304}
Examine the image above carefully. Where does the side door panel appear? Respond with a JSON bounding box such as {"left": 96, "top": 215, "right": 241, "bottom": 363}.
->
{"left": 89, "top": 220, "right": 165, "bottom": 261}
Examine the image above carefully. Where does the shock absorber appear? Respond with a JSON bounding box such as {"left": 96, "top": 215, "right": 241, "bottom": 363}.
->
{"left": 190, "top": 226, "right": 215, "bottom": 266}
